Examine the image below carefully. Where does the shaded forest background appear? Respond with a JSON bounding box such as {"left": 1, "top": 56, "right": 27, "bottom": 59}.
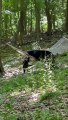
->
{"left": 0, "top": 0, "right": 68, "bottom": 45}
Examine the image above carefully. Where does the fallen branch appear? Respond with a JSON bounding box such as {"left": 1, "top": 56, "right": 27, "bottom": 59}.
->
{"left": 6, "top": 42, "right": 27, "bottom": 56}
{"left": 6, "top": 42, "right": 35, "bottom": 60}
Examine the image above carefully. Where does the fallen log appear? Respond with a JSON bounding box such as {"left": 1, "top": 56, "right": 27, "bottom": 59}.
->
{"left": 6, "top": 42, "right": 26, "bottom": 56}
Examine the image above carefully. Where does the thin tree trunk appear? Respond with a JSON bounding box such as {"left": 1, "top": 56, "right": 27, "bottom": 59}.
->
{"left": 30, "top": 0, "right": 33, "bottom": 33}
{"left": 19, "top": 10, "right": 26, "bottom": 45}
{"left": 16, "top": 0, "right": 28, "bottom": 45}
{"left": 52, "top": 15, "right": 56, "bottom": 30}
{"left": 65, "top": 0, "right": 68, "bottom": 32}
{"left": 34, "top": 0, "right": 40, "bottom": 41}
{"left": 4, "top": 14, "right": 8, "bottom": 39}
{"left": 45, "top": 0, "right": 52, "bottom": 35}
{"left": 0, "top": 0, "right": 2, "bottom": 39}
{"left": 0, "top": 57, "right": 4, "bottom": 75}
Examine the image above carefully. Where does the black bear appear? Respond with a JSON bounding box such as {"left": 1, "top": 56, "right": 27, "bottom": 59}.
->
{"left": 27, "top": 50, "right": 52, "bottom": 60}
{"left": 23, "top": 50, "right": 53, "bottom": 73}
{"left": 23, "top": 56, "right": 30, "bottom": 73}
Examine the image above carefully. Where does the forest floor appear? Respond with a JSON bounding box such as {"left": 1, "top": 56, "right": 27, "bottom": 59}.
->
{"left": 0, "top": 43, "right": 68, "bottom": 120}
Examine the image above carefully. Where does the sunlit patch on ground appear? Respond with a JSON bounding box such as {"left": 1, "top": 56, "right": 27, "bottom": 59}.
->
{"left": 28, "top": 91, "right": 40, "bottom": 103}
{"left": 3, "top": 66, "right": 23, "bottom": 79}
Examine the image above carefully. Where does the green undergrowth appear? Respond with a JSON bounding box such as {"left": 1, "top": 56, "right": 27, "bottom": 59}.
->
{"left": 40, "top": 91, "right": 60, "bottom": 101}
{"left": 0, "top": 46, "right": 68, "bottom": 120}
{"left": 0, "top": 109, "right": 62, "bottom": 120}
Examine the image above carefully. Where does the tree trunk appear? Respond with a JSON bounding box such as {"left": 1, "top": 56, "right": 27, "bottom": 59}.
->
{"left": 52, "top": 14, "right": 56, "bottom": 30}
{"left": 65, "top": 0, "right": 68, "bottom": 32}
{"left": 4, "top": 14, "right": 8, "bottom": 39}
{"left": 34, "top": 0, "right": 40, "bottom": 41}
{"left": 45, "top": 0, "right": 52, "bottom": 35}
{"left": 19, "top": 10, "right": 26, "bottom": 45}
{"left": 16, "top": 0, "right": 28, "bottom": 45}
{"left": 0, "top": 0, "right": 2, "bottom": 39}
{"left": 0, "top": 57, "right": 4, "bottom": 75}
{"left": 30, "top": 0, "right": 33, "bottom": 33}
